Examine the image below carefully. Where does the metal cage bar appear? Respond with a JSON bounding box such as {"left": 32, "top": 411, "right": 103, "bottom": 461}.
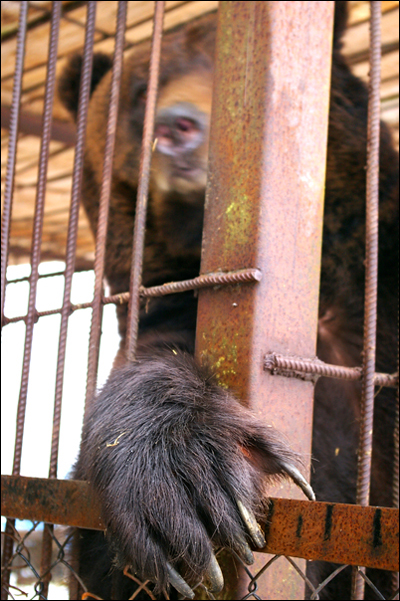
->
{"left": 352, "top": 2, "right": 382, "bottom": 599}
{"left": 0, "top": 2, "right": 28, "bottom": 326}
{"left": 1, "top": 3, "right": 62, "bottom": 598}
{"left": 195, "top": 2, "right": 334, "bottom": 598}
{"left": 0, "top": 4, "right": 29, "bottom": 598}
{"left": 37, "top": 4, "right": 99, "bottom": 598}
{"left": 85, "top": 1, "right": 127, "bottom": 406}
{"left": 126, "top": 1, "right": 166, "bottom": 361}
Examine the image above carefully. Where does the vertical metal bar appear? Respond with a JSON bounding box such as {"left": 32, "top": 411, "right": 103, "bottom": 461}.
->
{"left": 85, "top": 1, "right": 127, "bottom": 407}
{"left": 0, "top": 4, "right": 28, "bottom": 598}
{"left": 50, "top": 0, "right": 97, "bottom": 479}
{"left": 126, "top": 1, "right": 165, "bottom": 361}
{"left": 37, "top": 5, "right": 98, "bottom": 598}
{"left": 1, "top": 5, "right": 62, "bottom": 600}
{"left": 352, "top": 2, "right": 381, "bottom": 598}
{"left": 1, "top": 1, "right": 28, "bottom": 325}
{"left": 12, "top": 0, "right": 61, "bottom": 480}
{"left": 195, "top": 2, "right": 334, "bottom": 598}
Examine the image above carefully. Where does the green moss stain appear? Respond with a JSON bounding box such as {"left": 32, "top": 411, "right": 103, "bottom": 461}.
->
{"left": 200, "top": 331, "right": 239, "bottom": 388}
{"left": 223, "top": 196, "right": 253, "bottom": 257}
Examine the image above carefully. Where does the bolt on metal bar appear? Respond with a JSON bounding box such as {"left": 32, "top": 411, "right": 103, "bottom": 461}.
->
{"left": 1, "top": 4, "right": 62, "bottom": 600}
{"left": 264, "top": 353, "right": 398, "bottom": 388}
{"left": 352, "top": 2, "right": 382, "bottom": 599}
{"left": 1, "top": 1, "right": 28, "bottom": 327}
{"left": 0, "top": 3, "right": 29, "bottom": 596}
{"left": 85, "top": 1, "right": 127, "bottom": 408}
{"left": 126, "top": 1, "right": 165, "bottom": 362}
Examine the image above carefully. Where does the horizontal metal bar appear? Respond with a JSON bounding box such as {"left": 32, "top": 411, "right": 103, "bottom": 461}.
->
{"left": 6, "top": 270, "right": 67, "bottom": 285}
{"left": 1, "top": 475, "right": 103, "bottom": 530}
{"left": 2, "top": 268, "right": 262, "bottom": 324}
{"left": 1, "top": 475, "right": 398, "bottom": 571}
{"left": 264, "top": 353, "right": 399, "bottom": 388}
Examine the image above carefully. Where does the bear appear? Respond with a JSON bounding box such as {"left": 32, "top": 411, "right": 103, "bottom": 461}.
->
{"left": 58, "top": 2, "right": 399, "bottom": 599}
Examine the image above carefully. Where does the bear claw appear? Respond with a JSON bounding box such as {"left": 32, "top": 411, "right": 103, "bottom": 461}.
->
{"left": 282, "top": 462, "right": 316, "bottom": 501}
{"left": 236, "top": 499, "right": 266, "bottom": 549}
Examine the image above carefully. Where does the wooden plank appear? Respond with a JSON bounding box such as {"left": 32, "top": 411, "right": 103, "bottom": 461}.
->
{"left": 348, "top": 1, "right": 399, "bottom": 26}
{"left": 351, "top": 48, "right": 399, "bottom": 81}
{"left": 68, "top": 0, "right": 187, "bottom": 35}
{"left": 343, "top": 7, "right": 399, "bottom": 58}
{"left": 1, "top": 19, "right": 102, "bottom": 82}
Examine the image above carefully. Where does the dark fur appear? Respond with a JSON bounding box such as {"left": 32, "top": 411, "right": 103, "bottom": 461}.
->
{"left": 59, "top": 2, "right": 399, "bottom": 599}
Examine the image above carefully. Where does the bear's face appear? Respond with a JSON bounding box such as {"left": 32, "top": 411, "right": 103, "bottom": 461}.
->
{"left": 152, "top": 69, "right": 213, "bottom": 196}
{"left": 80, "top": 18, "right": 216, "bottom": 215}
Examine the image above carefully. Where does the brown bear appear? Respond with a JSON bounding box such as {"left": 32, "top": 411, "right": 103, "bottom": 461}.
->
{"left": 58, "top": 2, "right": 399, "bottom": 599}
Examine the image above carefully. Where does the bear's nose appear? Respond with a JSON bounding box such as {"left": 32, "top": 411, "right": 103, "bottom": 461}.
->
{"left": 154, "top": 102, "right": 207, "bottom": 156}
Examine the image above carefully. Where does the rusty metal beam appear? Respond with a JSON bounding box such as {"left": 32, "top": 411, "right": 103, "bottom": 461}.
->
{"left": 195, "top": 1, "right": 334, "bottom": 598}
{"left": 1, "top": 476, "right": 398, "bottom": 572}
{"left": 1, "top": 476, "right": 103, "bottom": 531}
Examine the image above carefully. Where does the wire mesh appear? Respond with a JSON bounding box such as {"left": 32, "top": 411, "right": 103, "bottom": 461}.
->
{"left": 1, "top": 523, "right": 398, "bottom": 601}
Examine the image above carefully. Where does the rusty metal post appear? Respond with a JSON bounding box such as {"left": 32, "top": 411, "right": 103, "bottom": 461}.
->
{"left": 195, "top": 2, "right": 334, "bottom": 599}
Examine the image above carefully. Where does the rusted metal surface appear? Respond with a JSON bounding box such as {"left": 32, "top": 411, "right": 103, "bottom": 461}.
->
{"left": 1, "top": 1, "right": 28, "bottom": 326}
{"left": 85, "top": 1, "right": 127, "bottom": 406}
{"left": 264, "top": 352, "right": 399, "bottom": 388}
{"left": 2, "top": 476, "right": 398, "bottom": 572}
{"left": 262, "top": 499, "right": 398, "bottom": 573}
{"left": 353, "top": 3, "right": 382, "bottom": 598}
{"left": 195, "top": 2, "right": 334, "bottom": 598}
{"left": 126, "top": 0, "right": 165, "bottom": 361}
{"left": 1, "top": 476, "right": 104, "bottom": 531}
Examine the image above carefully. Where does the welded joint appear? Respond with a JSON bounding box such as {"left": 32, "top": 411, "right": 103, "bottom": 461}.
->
{"left": 264, "top": 353, "right": 399, "bottom": 389}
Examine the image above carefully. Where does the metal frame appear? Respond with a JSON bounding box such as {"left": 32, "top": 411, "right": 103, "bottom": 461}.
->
{"left": 1, "top": 1, "right": 399, "bottom": 600}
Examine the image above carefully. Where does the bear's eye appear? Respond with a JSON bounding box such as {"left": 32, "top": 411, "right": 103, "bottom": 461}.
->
{"left": 133, "top": 82, "right": 147, "bottom": 105}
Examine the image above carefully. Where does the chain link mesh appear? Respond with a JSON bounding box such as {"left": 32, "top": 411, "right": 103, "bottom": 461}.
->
{"left": 1, "top": 521, "right": 398, "bottom": 600}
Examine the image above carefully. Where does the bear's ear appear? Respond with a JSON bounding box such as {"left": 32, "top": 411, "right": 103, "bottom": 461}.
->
{"left": 58, "top": 53, "right": 112, "bottom": 120}
{"left": 334, "top": 1, "right": 349, "bottom": 48}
